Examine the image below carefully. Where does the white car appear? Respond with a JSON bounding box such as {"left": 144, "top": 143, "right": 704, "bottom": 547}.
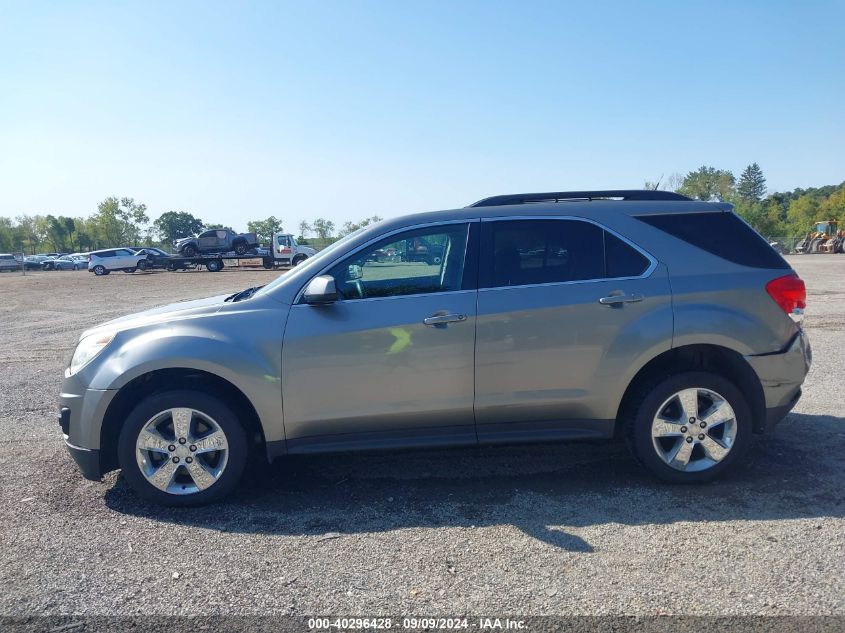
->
{"left": 87, "top": 248, "right": 149, "bottom": 276}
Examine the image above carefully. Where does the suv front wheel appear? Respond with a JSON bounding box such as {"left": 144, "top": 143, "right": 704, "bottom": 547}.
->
{"left": 625, "top": 372, "right": 751, "bottom": 483}
{"left": 117, "top": 390, "right": 247, "bottom": 506}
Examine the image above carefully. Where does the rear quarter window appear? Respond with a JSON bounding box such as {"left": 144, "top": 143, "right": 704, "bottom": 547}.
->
{"left": 635, "top": 212, "right": 789, "bottom": 270}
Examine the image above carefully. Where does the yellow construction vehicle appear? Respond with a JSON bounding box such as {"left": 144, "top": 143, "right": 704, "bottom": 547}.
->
{"left": 796, "top": 220, "right": 845, "bottom": 254}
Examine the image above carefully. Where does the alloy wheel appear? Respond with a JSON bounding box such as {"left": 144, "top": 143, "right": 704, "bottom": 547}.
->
{"left": 651, "top": 387, "right": 737, "bottom": 472}
{"left": 135, "top": 407, "right": 229, "bottom": 495}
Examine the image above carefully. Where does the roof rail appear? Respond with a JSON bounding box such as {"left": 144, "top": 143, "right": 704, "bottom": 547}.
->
{"left": 467, "top": 189, "right": 691, "bottom": 207}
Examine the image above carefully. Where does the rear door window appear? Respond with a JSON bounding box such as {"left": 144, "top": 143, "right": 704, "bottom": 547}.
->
{"left": 480, "top": 219, "right": 605, "bottom": 287}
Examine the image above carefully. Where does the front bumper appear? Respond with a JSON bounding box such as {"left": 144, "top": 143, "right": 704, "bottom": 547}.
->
{"left": 59, "top": 372, "right": 118, "bottom": 480}
{"left": 64, "top": 440, "right": 102, "bottom": 481}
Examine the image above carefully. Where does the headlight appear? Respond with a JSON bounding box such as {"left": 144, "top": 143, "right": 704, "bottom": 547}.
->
{"left": 69, "top": 332, "right": 115, "bottom": 375}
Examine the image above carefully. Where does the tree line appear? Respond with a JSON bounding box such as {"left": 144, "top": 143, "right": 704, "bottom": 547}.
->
{"left": 0, "top": 195, "right": 383, "bottom": 254}
{"left": 1, "top": 168, "right": 843, "bottom": 254}
{"left": 648, "top": 164, "right": 845, "bottom": 239}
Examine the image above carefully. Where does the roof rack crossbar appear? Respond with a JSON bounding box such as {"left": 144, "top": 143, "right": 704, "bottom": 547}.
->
{"left": 467, "top": 190, "right": 691, "bottom": 207}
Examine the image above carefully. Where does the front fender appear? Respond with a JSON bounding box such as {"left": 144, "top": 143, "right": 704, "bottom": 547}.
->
{"left": 85, "top": 308, "right": 286, "bottom": 444}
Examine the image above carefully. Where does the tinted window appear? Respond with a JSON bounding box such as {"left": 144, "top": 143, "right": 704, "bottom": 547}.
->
{"left": 116, "top": 249, "right": 134, "bottom": 256}
{"left": 480, "top": 220, "right": 605, "bottom": 287}
{"left": 199, "top": 230, "right": 216, "bottom": 238}
{"left": 605, "top": 232, "right": 650, "bottom": 278}
{"left": 636, "top": 212, "right": 789, "bottom": 270}
{"left": 326, "top": 224, "right": 469, "bottom": 300}
{"left": 98, "top": 251, "right": 115, "bottom": 258}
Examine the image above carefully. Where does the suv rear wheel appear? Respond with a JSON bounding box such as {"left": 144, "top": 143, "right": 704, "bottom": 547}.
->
{"left": 625, "top": 372, "right": 751, "bottom": 483}
{"left": 92, "top": 265, "right": 109, "bottom": 276}
{"left": 117, "top": 390, "right": 247, "bottom": 506}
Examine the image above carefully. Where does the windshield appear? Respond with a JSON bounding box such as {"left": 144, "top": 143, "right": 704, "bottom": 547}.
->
{"left": 255, "top": 228, "right": 366, "bottom": 297}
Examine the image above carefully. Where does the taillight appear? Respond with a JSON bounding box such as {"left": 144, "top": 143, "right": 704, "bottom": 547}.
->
{"left": 766, "top": 274, "right": 806, "bottom": 321}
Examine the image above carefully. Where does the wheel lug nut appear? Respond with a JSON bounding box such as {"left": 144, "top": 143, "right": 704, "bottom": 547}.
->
{"left": 189, "top": 444, "right": 197, "bottom": 452}
{"left": 698, "top": 433, "right": 705, "bottom": 440}
{"left": 680, "top": 426, "right": 687, "bottom": 433}
{"left": 700, "top": 421, "right": 706, "bottom": 428}
{"left": 685, "top": 436, "right": 693, "bottom": 443}
{"left": 178, "top": 437, "right": 187, "bottom": 444}
{"left": 168, "top": 445, "right": 176, "bottom": 452}
{"left": 172, "top": 456, "right": 180, "bottom": 463}
{"left": 689, "top": 417, "right": 695, "bottom": 424}
{"left": 186, "top": 457, "right": 193, "bottom": 464}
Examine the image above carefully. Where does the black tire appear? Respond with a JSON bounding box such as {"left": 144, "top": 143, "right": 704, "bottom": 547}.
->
{"left": 262, "top": 258, "right": 274, "bottom": 270}
{"left": 117, "top": 390, "right": 248, "bottom": 506}
{"left": 233, "top": 241, "right": 247, "bottom": 256}
{"left": 291, "top": 254, "right": 307, "bottom": 266}
{"left": 137, "top": 259, "right": 148, "bottom": 271}
{"left": 124, "top": 267, "right": 137, "bottom": 273}
{"left": 181, "top": 244, "right": 197, "bottom": 257}
{"left": 624, "top": 371, "right": 752, "bottom": 484}
{"left": 206, "top": 259, "right": 223, "bottom": 272}
{"left": 93, "top": 265, "right": 108, "bottom": 276}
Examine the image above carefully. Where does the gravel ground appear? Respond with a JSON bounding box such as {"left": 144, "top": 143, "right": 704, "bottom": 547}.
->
{"left": 0, "top": 259, "right": 843, "bottom": 617}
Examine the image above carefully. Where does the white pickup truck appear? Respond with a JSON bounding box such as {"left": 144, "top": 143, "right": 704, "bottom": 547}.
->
{"left": 270, "top": 233, "right": 316, "bottom": 266}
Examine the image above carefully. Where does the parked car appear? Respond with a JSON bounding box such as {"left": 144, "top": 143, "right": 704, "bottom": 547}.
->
{"left": 45, "top": 254, "right": 88, "bottom": 271}
{"left": 0, "top": 253, "right": 19, "bottom": 272}
{"left": 87, "top": 248, "right": 149, "bottom": 275}
{"left": 174, "top": 229, "right": 259, "bottom": 257}
{"left": 60, "top": 189, "right": 810, "bottom": 506}
{"left": 24, "top": 255, "right": 49, "bottom": 270}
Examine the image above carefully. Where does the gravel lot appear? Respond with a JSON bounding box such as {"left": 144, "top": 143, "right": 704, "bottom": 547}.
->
{"left": 0, "top": 258, "right": 843, "bottom": 617}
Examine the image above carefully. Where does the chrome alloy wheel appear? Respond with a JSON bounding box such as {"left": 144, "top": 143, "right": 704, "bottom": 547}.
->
{"left": 651, "top": 387, "right": 737, "bottom": 473}
{"left": 135, "top": 407, "right": 229, "bottom": 495}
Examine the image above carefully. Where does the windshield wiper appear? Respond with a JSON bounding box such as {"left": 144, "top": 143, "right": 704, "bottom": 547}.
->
{"left": 224, "top": 285, "right": 264, "bottom": 302}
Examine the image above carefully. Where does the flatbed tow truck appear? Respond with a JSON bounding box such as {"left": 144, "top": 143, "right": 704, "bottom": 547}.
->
{"left": 149, "top": 248, "right": 290, "bottom": 273}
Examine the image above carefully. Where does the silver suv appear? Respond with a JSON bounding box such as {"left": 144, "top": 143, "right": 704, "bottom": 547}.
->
{"left": 59, "top": 190, "right": 811, "bottom": 505}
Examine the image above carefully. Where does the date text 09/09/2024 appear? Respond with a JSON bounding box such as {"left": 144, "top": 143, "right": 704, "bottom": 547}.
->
{"left": 307, "top": 617, "right": 527, "bottom": 630}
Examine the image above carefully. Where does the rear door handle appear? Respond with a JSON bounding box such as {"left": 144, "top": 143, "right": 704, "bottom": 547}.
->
{"left": 599, "top": 293, "right": 644, "bottom": 305}
{"left": 423, "top": 313, "right": 467, "bottom": 327}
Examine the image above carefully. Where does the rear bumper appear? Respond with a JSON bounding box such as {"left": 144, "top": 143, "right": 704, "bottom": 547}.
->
{"left": 764, "top": 388, "right": 801, "bottom": 433}
{"left": 746, "top": 330, "right": 811, "bottom": 431}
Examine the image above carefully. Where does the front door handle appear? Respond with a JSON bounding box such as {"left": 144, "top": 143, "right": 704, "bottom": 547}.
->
{"left": 423, "top": 313, "right": 467, "bottom": 327}
{"left": 599, "top": 293, "right": 644, "bottom": 306}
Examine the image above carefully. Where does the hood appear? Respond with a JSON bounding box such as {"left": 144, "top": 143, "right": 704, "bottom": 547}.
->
{"left": 83, "top": 293, "right": 230, "bottom": 337}
{"left": 173, "top": 236, "right": 194, "bottom": 246}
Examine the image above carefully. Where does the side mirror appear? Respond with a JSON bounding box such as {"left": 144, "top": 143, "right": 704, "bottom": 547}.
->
{"left": 302, "top": 275, "right": 338, "bottom": 305}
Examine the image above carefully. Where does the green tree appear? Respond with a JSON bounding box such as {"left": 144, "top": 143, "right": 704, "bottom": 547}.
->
{"left": 337, "top": 215, "right": 383, "bottom": 237}
{"left": 247, "top": 216, "right": 284, "bottom": 246}
{"left": 311, "top": 218, "right": 335, "bottom": 240}
{"left": 786, "top": 194, "right": 819, "bottom": 233}
{"left": 737, "top": 163, "right": 767, "bottom": 202}
{"left": 0, "top": 217, "right": 16, "bottom": 252}
{"left": 298, "top": 220, "right": 311, "bottom": 239}
{"left": 678, "top": 166, "right": 736, "bottom": 201}
{"left": 204, "top": 223, "right": 234, "bottom": 231}
{"left": 154, "top": 211, "right": 204, "bottom": 243}
{"left": 90, "top": 197, "right": 149, "bottom": 246}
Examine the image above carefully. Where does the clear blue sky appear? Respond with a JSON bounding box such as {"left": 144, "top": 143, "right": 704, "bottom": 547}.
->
{"left": 1, "top": 0, "right": 843, "bottom": 232}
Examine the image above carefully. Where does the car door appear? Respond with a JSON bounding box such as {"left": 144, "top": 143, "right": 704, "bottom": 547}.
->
{"left": 281, "top": 221, "right": 479, "bottom": 451}
{"left": 474, "top": 217, "right": 673, "bottom": 442}
{"left": 197, "top": 231, "right": 218, "bottom": 251}
{"left": 113, "top": 249, "right": 133, "bottom": 268}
